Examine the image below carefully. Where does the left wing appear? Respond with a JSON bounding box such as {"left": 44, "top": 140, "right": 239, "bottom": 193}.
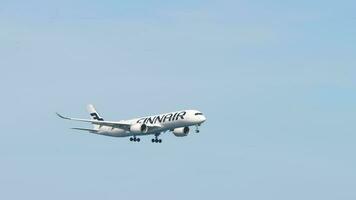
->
{"left": 56, "top": 113, "right": 131, "bottom": 128}
{"left": 57, "top": 113, "right": 162, "bottom": 131}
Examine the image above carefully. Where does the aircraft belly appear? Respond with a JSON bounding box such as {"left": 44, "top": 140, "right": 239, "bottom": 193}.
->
{"left": 111, "top": 128, "right": 128, "bottom": 137}
{"left": 145, "top": 121, "right": 192, "bottom": 134}
{"left": 98, "top": 127, "right": 127, "bottom": 137}
{"left": 98, "top": 120, "right": 196, "bottom": 137}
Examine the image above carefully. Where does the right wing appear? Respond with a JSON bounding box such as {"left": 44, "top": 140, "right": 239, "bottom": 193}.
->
{"left": 71, "top": 128, "right": 98, "bottom": 133}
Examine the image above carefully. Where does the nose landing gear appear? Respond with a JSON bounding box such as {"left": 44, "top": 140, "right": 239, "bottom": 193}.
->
{"left": 195, "top": 125, "right": 200, "bottom": 133}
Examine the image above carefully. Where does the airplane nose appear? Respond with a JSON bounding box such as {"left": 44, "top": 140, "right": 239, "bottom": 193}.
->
{"left": 200, "top": 115, "right": 206, "bottom": 123}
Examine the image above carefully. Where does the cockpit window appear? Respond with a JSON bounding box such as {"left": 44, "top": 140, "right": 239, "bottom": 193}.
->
{"left": 195, "top": 113, "right": 203, "bottom": 116}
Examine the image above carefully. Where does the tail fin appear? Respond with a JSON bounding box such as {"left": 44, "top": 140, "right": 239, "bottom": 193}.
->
{"left": 87, "top": 104, "right": 104, "bottom": 130}
{"left": 87, "top": 104, "right": 104, "bottom": 121}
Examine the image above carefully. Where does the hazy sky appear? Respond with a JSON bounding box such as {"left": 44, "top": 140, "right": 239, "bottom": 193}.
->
{"left": 1, "top": 0, "right": 355, "bottom": 199}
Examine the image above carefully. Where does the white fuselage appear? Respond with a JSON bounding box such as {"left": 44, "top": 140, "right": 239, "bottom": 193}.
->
{"left": 97, "top": 110, "right": 206, "bottom": 137}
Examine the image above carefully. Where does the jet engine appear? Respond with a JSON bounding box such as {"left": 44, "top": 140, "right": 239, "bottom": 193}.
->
{"left": 173, "top": 127, "right": 189, "bottom": 137}
{"left": 130, "top": 123, "right": 148, "bottom": 134}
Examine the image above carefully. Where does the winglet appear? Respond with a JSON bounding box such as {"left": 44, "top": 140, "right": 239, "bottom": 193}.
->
{"left": 56, "top": 112, "right": 71, "bottom": 120}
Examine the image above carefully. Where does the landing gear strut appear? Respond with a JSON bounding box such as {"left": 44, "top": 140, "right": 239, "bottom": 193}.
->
{"left": 151, "top": 133, "right": 162, "bottom": 143}
{"left": 129, "top": 136, "right": 140, "bottom": 142}
{"left": 195, "top": 125, "right": 200, "bottom": 133}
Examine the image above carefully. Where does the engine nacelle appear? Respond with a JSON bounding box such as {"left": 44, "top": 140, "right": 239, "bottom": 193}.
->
{"left": 173, "top": 127, "right": 189, "bottom": 137}
{"left": 130, "top": 123, "right": 148, "bottom": 134}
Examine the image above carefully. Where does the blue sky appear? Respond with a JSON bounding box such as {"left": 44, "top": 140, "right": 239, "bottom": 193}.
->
{"left": 1, "top": 0, "right": 356, "bottom": 199}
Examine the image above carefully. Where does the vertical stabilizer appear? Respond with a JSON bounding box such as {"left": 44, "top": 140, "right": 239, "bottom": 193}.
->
{"left": 87, "top": 104, "right": 104, "bottom": 130}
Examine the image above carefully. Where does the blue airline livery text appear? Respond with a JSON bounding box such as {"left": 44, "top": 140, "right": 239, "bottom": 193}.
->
{"left": 137, "top": 111, "right": 186, "bottom": 124}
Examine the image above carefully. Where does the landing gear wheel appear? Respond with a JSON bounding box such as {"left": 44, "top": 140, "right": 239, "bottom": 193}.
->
{"left": 151, "top": 132, "right": 162, "bottom": 143}
{"left": 151, "top": 138, "right": 162, "bottom": 143}
{"left": 195, "top": 124, "right": 200, "bottom": 133}
{"left": 130, "top": 137, "right": 140, "bottom": 142}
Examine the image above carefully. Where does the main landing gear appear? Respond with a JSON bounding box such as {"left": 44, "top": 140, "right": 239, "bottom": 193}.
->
{"left": 129, "top": 136, "right": 140, "bottom": 142}
{"left": 151, "top": 138, "right": 162, "bottom": 143}
{"left": 151, "top": 133, "right": 162, "bottom": 143}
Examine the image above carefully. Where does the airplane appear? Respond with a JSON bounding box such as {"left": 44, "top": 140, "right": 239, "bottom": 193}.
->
{"left": 56, "top": 104, "right": 206, "bottom": 143}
